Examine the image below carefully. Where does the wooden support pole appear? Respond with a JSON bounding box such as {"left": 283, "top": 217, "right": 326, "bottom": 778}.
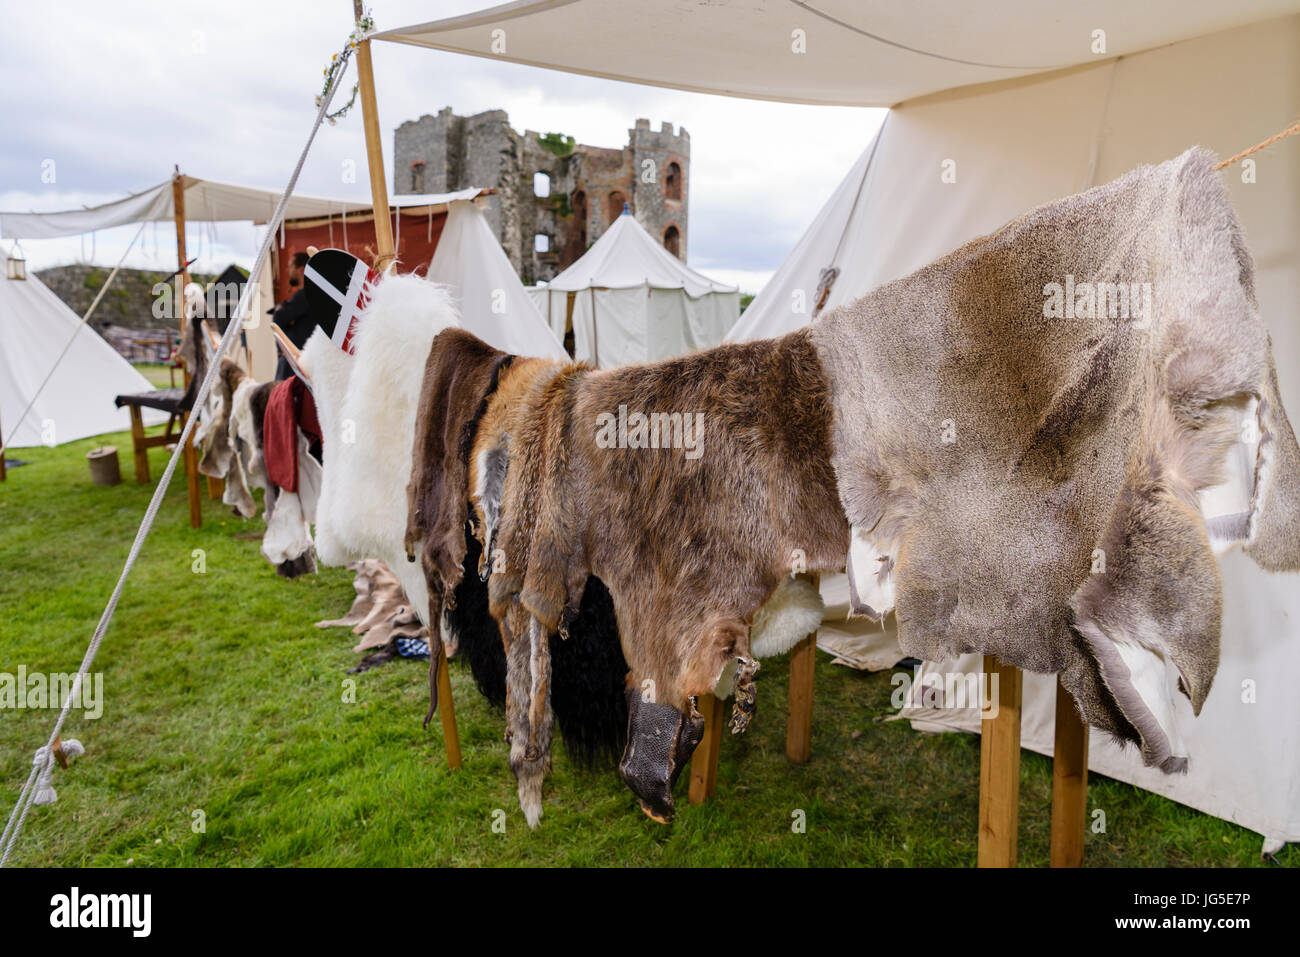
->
{"left": 353, "top": 3, "right": 395, "bottom": 271}
{"left": 129, "top": 408, "right": 150, "bottom": 482}
{"left": 688, "top": 693, "right": 724, "bottom": 804}
{"left": 977, "top": 655, "right": 1022, "bottom": 867}
{"left": 173, "top": 171, "right": 201, "bottom": 529}
{"left": 435, "top": 643, "right": 462, "bottom": 770}
{"left": 784, "top": 571, "right": 820, "bottom": 763}
{"left": 786, "top": 634, "right": 816, "bottom": 763}
{"left": 0, "top": 409, "right": 6, "bottom": 482}
{"left": 1050, "top": 676, "right": 1089, "bottom": 867}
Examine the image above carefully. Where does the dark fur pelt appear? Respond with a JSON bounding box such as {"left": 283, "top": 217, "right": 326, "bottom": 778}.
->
{"left": 446, "top": 522, "right": 507, "bottom": 708}
{"left": 551, "top": 576, "right": 628, "bottom": 769}
{"left": 446, "top": 519, "right": 629, "bottom": 769}
{"left": 276, "top": 551, "right": 317, "bottom": 579}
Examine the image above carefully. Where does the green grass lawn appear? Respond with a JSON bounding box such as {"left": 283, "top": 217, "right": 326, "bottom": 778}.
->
{"left": 132, "top": 363, "right": 179, "bottom": 390}
{"left": 1, "top": 432, "right": 1292, "bottom": 867}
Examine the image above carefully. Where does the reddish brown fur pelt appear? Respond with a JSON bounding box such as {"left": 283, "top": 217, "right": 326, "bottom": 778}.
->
{"left": 404, "top": 327, "right": 515, "bottom": 619}
{"left": 491, "top": 327, "right": 849, "bottom": 711}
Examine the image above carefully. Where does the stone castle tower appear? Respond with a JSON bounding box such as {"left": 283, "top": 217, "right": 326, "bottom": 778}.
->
{"left": 393, "top": 108, "right": 689, "bottom": 284}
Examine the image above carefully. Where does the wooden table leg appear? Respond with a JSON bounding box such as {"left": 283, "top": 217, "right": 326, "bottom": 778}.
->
{"left": 129, "top": 407, "right": 150, "bottom": 483}
{"left": 689, "top": 693, "right": 724, "bottom": 804}
{"left": 1050, "top": 675, "right": 1089, "bottom": 867}
{"left": 786, "top": 634, "right": 816, "bottom": 763}
{"left": 436, "top": 643, "right": 462, "bottom": 770}
{"left": 978, "top": 655, "right": 1023, "bottom": 867}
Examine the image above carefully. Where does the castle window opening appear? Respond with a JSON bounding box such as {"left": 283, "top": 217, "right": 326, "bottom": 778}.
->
{"left": 607, "top": 190, "right": 627, "bottom": 223}
{"left": 533, "top": 172, "right": 551, "bottom": 198}
{"left": 663, "top": 225, "right": 680, "bottom": 258}
{"left": 573, "top": 191, "right": 588, "bottom": 248}
{"left": 665, "top": 162, "right": 682, "bottom": 201}
{"left": 535, "top": 233, "right": 551, "bottom": 254}
{"left": 410, "top": 160, "right": 426, "bottom": 194}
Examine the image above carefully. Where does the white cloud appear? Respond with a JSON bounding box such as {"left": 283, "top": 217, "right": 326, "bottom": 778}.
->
{"left": 2, "top": 0, "right": 884, "bottom": 291}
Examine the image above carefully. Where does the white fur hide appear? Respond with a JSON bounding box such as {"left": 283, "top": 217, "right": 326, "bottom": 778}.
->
{"left": 302, "top": 274, "right": 462, "bottom": 624}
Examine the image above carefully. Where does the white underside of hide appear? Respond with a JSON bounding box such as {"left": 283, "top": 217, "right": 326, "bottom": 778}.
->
{"left": 1199, "top": 396, "right": 1260, "bottom": 555}
{"left": 846, "top": 523, "right": 896, "bottom": 619}
{"left": 714, "top": 575, "right": 825, "bottom": 697}
{"left": 1075, "top": 616, "right": 1189, "bottom": 773}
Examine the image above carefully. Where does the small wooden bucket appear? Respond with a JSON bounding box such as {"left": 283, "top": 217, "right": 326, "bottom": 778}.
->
{"left": 86, "top": 446, "right": 121, "bottom": 486}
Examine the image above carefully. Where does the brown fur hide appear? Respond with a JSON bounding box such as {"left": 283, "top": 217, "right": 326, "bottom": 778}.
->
{"left": 484, "top": 329, "right": 849, "bottom": 819}
{"left": 404, "top": 328, "right": 515, "bottom": 618}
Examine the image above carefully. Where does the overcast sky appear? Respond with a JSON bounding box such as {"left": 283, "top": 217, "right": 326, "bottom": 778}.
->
{"left": 0, "top": 0, "right": 883, "bottom": 294}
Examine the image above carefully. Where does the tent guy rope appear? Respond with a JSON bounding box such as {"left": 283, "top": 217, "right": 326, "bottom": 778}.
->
{"left": 1212, "top": 120, "right": 1300, "bottom": 170}
{"left": 0, "top": 43, "right": 356, "bottom": 868}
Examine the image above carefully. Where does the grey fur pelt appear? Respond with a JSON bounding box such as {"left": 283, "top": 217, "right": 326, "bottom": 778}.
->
{"left": 811, "top": 147, "right": 1300, "bottom": 772}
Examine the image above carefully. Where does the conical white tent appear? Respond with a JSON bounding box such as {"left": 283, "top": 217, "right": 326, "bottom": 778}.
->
{"left": 729, "top": 14, "right": 1300, "bottom": 848}
{"left": 536, "top": 210, "right": 739, "bottom": 368}
{"left": 425, "top": 199, "right": 566, "bottom": 360}
{"left": 1, "top": 268, "right": 164, "bottom": 449}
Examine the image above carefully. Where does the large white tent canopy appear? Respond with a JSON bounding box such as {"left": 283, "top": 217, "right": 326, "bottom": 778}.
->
{"left": 1, "top": 269, "right": 164, "bottom": 448}
{"left": 0, "top": 177, "right": 484, "bottom": 241}
{"left": 376, "top": 0, "right": 1298, "bottom": 106}
{"left": 535, "top": 211, "right": 738, "bottom": 367}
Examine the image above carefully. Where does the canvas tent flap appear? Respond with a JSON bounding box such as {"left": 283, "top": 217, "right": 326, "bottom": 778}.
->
{"left": 424, "top": 199, "right": 567, "bottom": 359}
{"left": 375, "top": 0, "right": 1299, "bottom": 107}
{"left": 0, "top": 178, "right": 488, "bottom": 240}
{"left": 1, "top": 271, "right": 165, "bottom": 447}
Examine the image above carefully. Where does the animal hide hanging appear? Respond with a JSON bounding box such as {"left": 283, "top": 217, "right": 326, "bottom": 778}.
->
{"left": 487, "top": 327, "right": 849, "bottom": 821}
{"left": 811, "top": 147, "right": 1300, "bottom": 773}
{"left": 301, "top": 272, "right": 460, "bottom": 626}
{"left": 403, "top": 326, "right": 514, "bottom": 617}
{"left": 407, "top": 332, "right": 632, "bottom": 782}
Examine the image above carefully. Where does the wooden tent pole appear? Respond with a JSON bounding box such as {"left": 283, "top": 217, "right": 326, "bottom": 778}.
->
{"left": 173, "top": 170, "right": 202, "bottom": 529}
{"left": 351, "top": 4, "right": 459, "bottom": 767}
{"left": 353, "top": 1, "right": 395, "bottom": 271}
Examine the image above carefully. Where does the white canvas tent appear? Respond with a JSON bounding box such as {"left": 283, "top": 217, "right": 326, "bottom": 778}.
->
{"left": 0, "top": 268, "right": 164, "bottom": 448}
{"left": 377, "top": 1, "right": 1300, "bottom": 847}
{"left": 535, "top": 210, "right": 738, "bottom": 368}
{"left": 425, "top": 198, "right": 567, "bottom": 359}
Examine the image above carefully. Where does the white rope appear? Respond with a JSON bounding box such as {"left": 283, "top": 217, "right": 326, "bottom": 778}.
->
{"left": 0, "top": 45, "right": 356, "bottom": 867}
{"left": 0, "top": 220, "right": 148, "bottom": 457}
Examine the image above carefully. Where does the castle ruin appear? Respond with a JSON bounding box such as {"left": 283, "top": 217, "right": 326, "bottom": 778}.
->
{"left": 393, "top": 108, "right": 689, "bottom": 283}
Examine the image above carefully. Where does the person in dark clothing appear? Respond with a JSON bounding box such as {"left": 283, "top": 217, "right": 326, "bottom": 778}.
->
{"left": 273, "top": 251, "right": 314, "bottom": 380}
